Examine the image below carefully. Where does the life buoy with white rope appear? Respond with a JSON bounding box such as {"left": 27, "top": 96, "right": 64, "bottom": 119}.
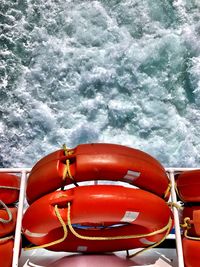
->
{"left": 22, "top": 185, "right": 173, "bottom": 253}
{"left": 26, "top": 143, "right": 170, "bottom": 204}
{"left": 0, "top": 173, "right": 20, "bottom": 204}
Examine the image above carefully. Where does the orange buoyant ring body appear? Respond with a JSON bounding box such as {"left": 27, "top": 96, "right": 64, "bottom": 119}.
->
{"left": 0, "top": 207, "right": 17, "bottom": 238}
{"left": 176, "top": 170, "right": 200, "bottom": 202}
{"left": 23, "top": 185, "right": 173, "bottom": 253}
{"left": 26, "top": 143, "right": 169, "bottom": 204}
{"left": 0, "top": 237, "right": 14, "bottom": 267}
{"left": 0, "top": 174, "right": 20, "bottom": 204}
{"left": 182, "top": 238, "right": 200, "bottom": 267}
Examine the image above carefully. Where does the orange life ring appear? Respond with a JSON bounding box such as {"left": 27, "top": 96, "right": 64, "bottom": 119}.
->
{"left": 0, "top": 173, "right": 20, "bottom": 204}
{"left": 182, "top": 238, "right": 200, "bottom": 267}
{"left": 0, "top": 204, "right": 17, "bottom": 238}
{"left": 22, "top": 185, "right": 173, "bottom": 253}
{"left": 180, "top": 206, "right": 200, "bottom": 267}
{"left": 176, "top": 170, "right": 200, "bottom": 202}
{"left": 181, "top": 206, "right": 200, "bottom": 237}
{"left": 26, "top": 143, "right": 169, "bottom": 204}
{"left": 0, "top": 236, "right": 14, "bottom": 267}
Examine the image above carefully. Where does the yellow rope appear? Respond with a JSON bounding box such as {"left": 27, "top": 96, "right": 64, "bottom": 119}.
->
{"left": 62, "top": 164, "right": 68, "bottom": 181}
{"left": 63, "top": 144, "right": 74, "bottom": 157}
{"left": 67, "top": 202, "right": 173, "bottom": 241}
{"left": 164, "top": 183, "right": 171, "bottom": 199}
{"left": 180, "top": 216, "right": 200, "bottom": 241}
{"left": 184, "top": 229, "right": 200, "bottom": 241}
{"left": 0, "top": 200, "right": 13, "bottom": 224}
{"left": 180, "top": 216, "right": 199, "bottom": 241}
{"left": 63, "top": 144, "right": 68, "bottom": 155}
{"left": 62, "top": 144, "right": 74, "bottom": 182}
{"left": 127, "top": 214, "right": 172, "bottom": 258}
{"left": 174, "top": 182, "right": 185, "bottom": 202}
{"left": 25, "top": 201, "right": 173, "bottom": 255}
{"left": 180, "top": 217, "right": 191, "bottom": 229}
{"left": 24, "top": 205, "right": 68, "bottom": 251}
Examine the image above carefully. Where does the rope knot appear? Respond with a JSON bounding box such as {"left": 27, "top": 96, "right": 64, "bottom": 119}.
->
{"left": 180, "top": 217, "right": 192, "bottom": 230}
{"left": 62, "top": 144, "right": 78, "bottom": 186}
{"left": 167, "top": 202, "right": 183, "bottom": 210}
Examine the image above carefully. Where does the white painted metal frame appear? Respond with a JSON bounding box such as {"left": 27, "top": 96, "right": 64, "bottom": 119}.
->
{"left": 0, "top": 168, "right": 31, "bottom": 267}
{"left": 167, "top": 170, "right": 184, "bottom": 267}
{"left": 0, "top": 167, "right": 198, "bottom": 267}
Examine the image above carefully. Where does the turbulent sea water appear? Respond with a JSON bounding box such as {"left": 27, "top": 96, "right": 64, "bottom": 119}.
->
{"left": 0, "top": 0, "right": 200, "bottom": 168}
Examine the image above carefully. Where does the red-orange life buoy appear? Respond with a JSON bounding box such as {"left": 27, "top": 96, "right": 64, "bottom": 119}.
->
{"left": 0, "top": 173, "right": 20, "bottom": 204}
{"left": 26, "top": 143, "right": 169, "bottom": 204}
{"left": 22, "top": 185, "right": 173, "bottom": 253}
{"left": 181, "top": 206, "right": 200, "bottom": 237}
{"left": 182, "top": 238, "right": 200, "bottom": 267}
{"left": 0, "top": 205, "right": 17, "bottom": 238}
{"left": 180, "top": 206, "right": 200, "bottom": 267}
{"left": 176, "top": 170, "right": 200, "bottom": 202}
{"left": 0, "top": 236, "right": 14, "bottom": 267}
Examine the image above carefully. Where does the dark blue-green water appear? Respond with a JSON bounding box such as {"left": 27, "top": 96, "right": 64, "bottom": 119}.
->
{"left": 0, "top": 0, "right": 200, "bottom": 168}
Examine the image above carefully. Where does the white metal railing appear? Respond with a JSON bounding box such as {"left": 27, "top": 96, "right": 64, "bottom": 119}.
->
{"left": 168, "top": 170, "right": 184, "bottom": 267}
{"left": 0, "top": 167, "right": 198, "bottom": 267}
{"left": 0, "top": 168, "right": 31, "bottom": 267}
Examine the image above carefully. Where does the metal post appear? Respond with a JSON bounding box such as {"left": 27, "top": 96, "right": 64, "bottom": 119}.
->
{"left": 168, "top": 170, "right": 185, "bottom": 267}
{"left": 12, "top": 170, "right": 28, "bottom": 267}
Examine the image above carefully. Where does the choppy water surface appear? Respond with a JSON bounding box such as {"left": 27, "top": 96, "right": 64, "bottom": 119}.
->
{"left": 0, "top": 0, "right": 200, "bottom": 167}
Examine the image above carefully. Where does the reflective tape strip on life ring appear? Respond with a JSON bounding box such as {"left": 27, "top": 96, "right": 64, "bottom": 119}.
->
{"left": 22, "top": 185, "right": 173, "bottom": 253}
{"left": 26, "top": 143, "right": 170, "bottom": 204}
